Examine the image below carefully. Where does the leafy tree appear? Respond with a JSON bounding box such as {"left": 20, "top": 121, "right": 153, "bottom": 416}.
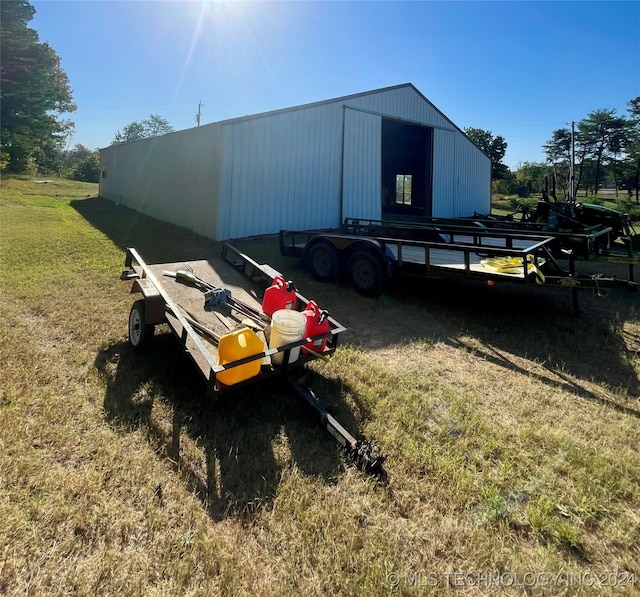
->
{"left": 53, "top": 143, "right": 96, "bottom": 177}
{"left": 624, "top": 96, "right": 640, "bottom": 202}
{"left": 68, "top": 143, "right": 94, "bottom": 166}
{"left": 543, "top": 128, "right": 571, "bottom": 197}
{"left": 578, "top": 109, "right": 628, "bottom": 197}
{"left": 71, "top": 153, "right": 100, "bottom": 183}
{"left": 0, "top": 0, "right": 76, "bottom": 173}
{"left": 464, "top": 128, "right": 509, "bottom": 180}
{"left": 515, "top": 162, "right": 548, "bottom": 197}
{"left": 491, "top": 162, "right": 551, "bottom": 198}
{"left": 112, "top": 114, "right": 174, "bottom": 144}
{"left": 112, "top": 121, "right": 146, "bottom": 144}
{"left": 543, "top": 116, "right": 627, "bottom": 198}
{"left": 144, "top": 114, "right": 174, "bottom": 137}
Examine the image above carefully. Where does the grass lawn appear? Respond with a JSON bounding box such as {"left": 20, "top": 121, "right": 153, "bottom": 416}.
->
{"left": 1, "top": 177, "right": 639, "bottom": 595}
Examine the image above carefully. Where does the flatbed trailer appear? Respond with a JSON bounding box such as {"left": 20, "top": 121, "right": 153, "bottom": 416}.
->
{"left": 120, "top": 243, "right": 385, "bottom": 478}
{"left": 344, "top": 217, "right": 639, "bottom": 278}
{"left": 280, "top": 219, "right": 638, "bottom": 314}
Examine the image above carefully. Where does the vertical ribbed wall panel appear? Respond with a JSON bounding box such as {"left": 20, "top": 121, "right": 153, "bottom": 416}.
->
{"left": 99, "top": 125, "right": 221, "bottom": 239}
{"left": 342, "top": 108, "right": 382, "bottom": 220}
{"left": 218, "top": 104, "right": 344, "bottom": 239}
{"left": 454, "top": 136, "right": 491, "bottom": 216}
{"left": 432, "top": 129, "right": 456, "bottom": 217}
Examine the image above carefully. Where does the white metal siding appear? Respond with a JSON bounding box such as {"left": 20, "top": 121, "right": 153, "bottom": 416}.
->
{"left": 342, "top": 108, "right": 382, "bottom": 220}
{"left": 343, "top": 86, "right": 452, "bottom": 130}
{"left": 217, "top": 105, "right": 343, "bottom": 240}
{"left": 432, "top": 129, "right": 456, "bottom": 217}
{"left": 99, "top": 84, "right": 491, "bottom": 241}
{"left": 431, "top": 130, "right": 491, "bottom": 217}
{"left": 99, "top": 125, "right": 222, "bottom": 239}
{"left": 343, "top": 86, "right": 490, "bottom": 218}
{"left": 454, "top": 135, "right": 491, "bottom": 216}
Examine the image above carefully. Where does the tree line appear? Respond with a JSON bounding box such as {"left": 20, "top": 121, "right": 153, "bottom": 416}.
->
{"left": 1, "top": 0, "right": 638, "bottom": 202}
{"left": 468, "top": 100, "right": 640, "bottom": 204}
{"left": 0, "top": 1, "right": 173, "bottom": 182}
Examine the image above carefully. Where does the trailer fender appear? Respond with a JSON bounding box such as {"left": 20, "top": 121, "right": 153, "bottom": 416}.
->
{"left": 344, "top": 239, "right": 395, "bottom": 275}
{"left": 129, "top": 278, "right": 166, "bottom": 324}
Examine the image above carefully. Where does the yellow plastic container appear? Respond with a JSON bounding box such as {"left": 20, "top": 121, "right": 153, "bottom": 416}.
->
{"left": 217, "top": 328, "right": 265, "bottom": 386}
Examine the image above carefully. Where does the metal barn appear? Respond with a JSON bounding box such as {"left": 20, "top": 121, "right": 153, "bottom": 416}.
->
{"left": 99, "top": 83, "right": 491, "bottom": 241}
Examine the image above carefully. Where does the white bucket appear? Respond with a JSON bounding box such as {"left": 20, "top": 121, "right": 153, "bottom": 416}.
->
{"left": 269, "top": 309, "right": 306, "bottom": 365}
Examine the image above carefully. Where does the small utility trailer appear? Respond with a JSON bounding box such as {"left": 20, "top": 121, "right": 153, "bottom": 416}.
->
{"left": 280, "top": 218, "right": 638, "bottom": 315}
{"left": 120, "top": 243, "right": 385, "bottom": 479}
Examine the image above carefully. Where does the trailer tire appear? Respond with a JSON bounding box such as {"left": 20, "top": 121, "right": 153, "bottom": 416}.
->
{"left": 347, "top": 250, "right": 387, "bottom": 297}
{"left": 307, "top": 242, "right": 338, "bottom": 282}
{"left": 129, "top": 299, "right": 154, "bottom": 351}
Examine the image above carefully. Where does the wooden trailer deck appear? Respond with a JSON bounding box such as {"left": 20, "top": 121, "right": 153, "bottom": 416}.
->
{"left": 150, "top": 257, "right": 272, "bottom": 378}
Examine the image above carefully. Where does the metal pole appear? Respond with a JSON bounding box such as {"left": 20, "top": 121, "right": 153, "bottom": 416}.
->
{"left": 570, "top": 121, "right": 575, "bottom": 204}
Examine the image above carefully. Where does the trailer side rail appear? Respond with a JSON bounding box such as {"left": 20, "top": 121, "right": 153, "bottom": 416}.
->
{"left": 279, "top": 227, "right": 555, "bottom": 283}
{"left": 124, "top": 247, "right": 221, "bottom": 381}
{"left": 221, "top": 242, "right": 347, "bottom": 342}
{"left": 342, "top": 217, "right": 617, "bottom": 262}
{"left": 376, "top": 234, "right": 552, "bottom": 282}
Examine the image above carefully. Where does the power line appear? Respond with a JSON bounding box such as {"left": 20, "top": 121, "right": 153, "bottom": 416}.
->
{"left": 68, "top": 101, "right": 199, "bottom": 113}
{"left": 65, "top": 112, "right": 196, "bottom": 123}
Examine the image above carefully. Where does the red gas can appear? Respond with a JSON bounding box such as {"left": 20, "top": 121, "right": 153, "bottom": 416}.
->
{"left": 262, "top": 276, "right": 297, "bottom": 317}
{"left": 302, "top": 300, "right": 330, "bottom": 354}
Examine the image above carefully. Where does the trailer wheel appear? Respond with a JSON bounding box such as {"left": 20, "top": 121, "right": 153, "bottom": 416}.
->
{"left": 347, "top": 250, "right": 387, "bottom": 297}
{"left": 307, "top": 242, "right": 338, "bottom": 282}
{"left": 128, "top": 299, "right": 154, "bottom": 351}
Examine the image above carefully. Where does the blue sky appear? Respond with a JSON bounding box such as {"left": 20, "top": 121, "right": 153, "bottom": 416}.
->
{"left": 31, "top": 0, "right": 639, "bottom": 169}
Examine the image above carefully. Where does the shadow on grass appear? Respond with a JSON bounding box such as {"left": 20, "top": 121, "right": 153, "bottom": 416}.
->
{"left": 95, "top": 333, "right": 367, "bottom": 522}
{"left": 73, "top": 196, "right": 639, "bottom": 412}
{"left": 399, "top": 277, "right": 640, "bottom": 404}
{"left": 71, "top": 196, "right": 220, "bottom": 263}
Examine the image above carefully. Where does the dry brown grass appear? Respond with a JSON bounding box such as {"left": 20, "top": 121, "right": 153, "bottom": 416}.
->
{"left": 1, "top": 177, "right": 639, "bottom": 595}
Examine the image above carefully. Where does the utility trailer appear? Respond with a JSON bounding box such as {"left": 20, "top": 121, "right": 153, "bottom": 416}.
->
{"left": 120, "top": 243, "right": 385, "bottom": 479}
{"left": 343, "top": 216, "right": 638, "bottom": 278}
{"left": 424, "top": 213, "right": 638, "bottom": 279}
{"left": 280, "top": 218, "right": 638, "bottom": 315}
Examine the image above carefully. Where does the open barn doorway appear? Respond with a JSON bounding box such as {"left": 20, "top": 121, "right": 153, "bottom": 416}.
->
{"left": 381, "top": 118, "right": 433, "bottom": 220}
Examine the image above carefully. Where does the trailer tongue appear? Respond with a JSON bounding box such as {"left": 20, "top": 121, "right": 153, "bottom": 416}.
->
{"left": 120, "top": 243, "right": 386, "bottom": 481}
